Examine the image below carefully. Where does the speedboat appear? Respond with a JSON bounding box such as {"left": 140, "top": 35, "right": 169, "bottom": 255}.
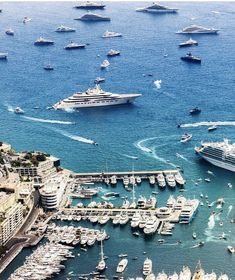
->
{"left": 190, "top": 107, "right": 201, "bottom": 115}
{"left": 95, "top": 77, "right": 105, "bottom": 84}
{"left": 116, "top": 258, "right": 128, "bottom": 273}
{"left": 14, "top": 107, "right": 24, "bottom": 114}
{"left": 23, "top": 17, "right": 32, "bottom": 24}
{"left": 181, "top": 52, "right": 201, "bottom": 63}
{"left": 56, "top": 25, "right": 76, "bottom": 32}
{"left": 100, "top": 59, "right": 110, "bottom": 69}
{"left": 227, "top": 245, "right": 235, "bottom": 253}
{"left": 74, "top": 2, "right": 106, "bottom": 9}
{"left": 143, "top": 258, "right": 152, "bottom": 276}
{"left": 102, "top": 31, "right": 122, "bottom": 38}
{"left": 176, "top": 24, "right": 219, "bottom": 34}
{"left": 192, "top": 232, "right": 197, "bottom": 239}
{"left": 0, "top": 52, "right": 8, "bottom": 59}
{"left": 44, "top": 64, "right": 54, "bottom": 71}
{"left": 107, "top": 49, "right": 120, "bottom": 57}
{"left": 5, "top": 28, "right": 14, "bottom": 36}
{"left": 75, "top": 13, "right": 110, "bottom": 21}
{"left": 208, "top": 125, "right": 217, "bottom": 132}
{"left": 180, "top": 133, "right": 192, "bottom": 143}
{"left": 34, "top": 37, "right": 54, "bottom": 46}
{"left": 136, "top": 2, "right": 178, "bottom": 13}
{"left": 179, "top": 38, "right": 198, "bottom": 47}
{"left": 64, "top": 42, "right": 86, "bottom": 49}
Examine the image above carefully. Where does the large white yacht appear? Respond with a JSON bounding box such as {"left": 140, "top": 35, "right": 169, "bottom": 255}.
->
{"left": 176, "top": 25, "right": 219, "bottom": 34}
{"left": 102, "top": 30, "right": 122, "bottom": 38}
{"left": 55, "top": 25, "right": 76, "bottom": 32}
{"left": 53, "top": 85, "right": 142, "bottom": 110}
{"left": 195, "top": 139, "right": 235, "bottom": 172}
{"left": 143, "top": 216, "right": 159, "bottom": 235}
{"left": 75, "top": 12, "right": 110, "bottom": 21}
{"left": 74, "top": 1, "right": 106, "bottom": 9}
{"left": 136, "top": 2, "right": 178, "bottom": 13}
{"left": 34, "top": 37, "right": 54, "bottom": 45}
{"left": 180, "top": 199, "right": 199, "bottom": 224}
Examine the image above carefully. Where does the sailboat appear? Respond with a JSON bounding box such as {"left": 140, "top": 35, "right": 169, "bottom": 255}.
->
{"left": 44, "top": 57, "right": 54, "bottom": 70}
{"left": 96, "top": 240, "right": 106, "bottom": 272}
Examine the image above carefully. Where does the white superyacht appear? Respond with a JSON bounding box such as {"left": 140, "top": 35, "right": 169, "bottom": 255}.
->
{"left": 53, "top": 85, "right": 141, "bottom": 110}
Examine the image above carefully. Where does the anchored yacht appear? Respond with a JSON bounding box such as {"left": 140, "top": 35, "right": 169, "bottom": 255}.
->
{"left": 136, "top": 2, "right": 178, "bottom": 13}
{"left": 64, "top": 43, "right": 86, "bottom": 50}
{"left": 56, "top": 25, "right": 76, "bottom": 32}
{"left": 177, "top": 24, "right": 219, "bottom": 34}
{"left": 53, "top": 85, "right": 141, "bottom": 110}
{"left": 102, "top": 30, "right": 122, "bottom": 38}
{"left": 75, "top": 12, "right": 110, "bottom": 21}
{"left": 74, "top": 2, "right": 106, "bottom": 9}
{"left": 34, "top": 37, "right": 54, "bottom": 46}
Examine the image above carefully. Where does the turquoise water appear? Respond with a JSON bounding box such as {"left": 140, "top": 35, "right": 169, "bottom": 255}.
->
{"left": 1, "top": 1, "right": 235, "bottom": 279}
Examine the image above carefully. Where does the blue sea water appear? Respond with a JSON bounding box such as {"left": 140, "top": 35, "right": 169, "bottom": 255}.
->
{"left": 1, "top": 1, "right": 235, "bottom": 279}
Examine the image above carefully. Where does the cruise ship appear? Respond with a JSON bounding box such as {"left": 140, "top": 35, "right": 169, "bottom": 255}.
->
{"left": 136, "top": 2, "right": 178, "bottom": 13}
{"left": 75, "top": 13, "right": 110, "bottom": 21}
{"left": 176, "top": 24, "right": 219, "bottom": 34}
{"left": 74, "top": 1, "right": 105, "bottom": 9}
{"left": 195, "top": 139, "right": 235, "bottom": 172}
{"left": 53, "top": 85, "right": 142, "bottom": 110}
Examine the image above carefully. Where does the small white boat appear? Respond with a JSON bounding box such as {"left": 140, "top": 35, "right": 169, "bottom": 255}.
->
{"left": 180, "top": 133, "right": 192, "bottom": 143}
{"left": 0, "top": 52, "right": 8, "bottom": 59}
{"left": 23, "top": 17, "right": 32, "bottom": 23}
{"left": 5, "top": 28, "right": 14, "bottom": 36}
{"left": 64, "top": 42, "right": 86, "bottom": 50}
{"left": 179, "top": 38, "right": 198, "bottom": 47}
{"left": 107, "top": 49, "right": 120, "bottom": 57}
{"left": 56, "top": 25, "right": 76, "bottom": 32}
{"left": 14, "top": 107, "right": 24, "bottom": 114}
{"left": 192, "top": 232, "right": 197, "bottom": 239}
{"left": 227, "top": 245, "right": 235, "bottom": 254}
{"left": 116, "top": 258, "right": 128, "bottom": 273}
{"left": 100, "top": 59, "right": 110, "bottom": 69}
{"left": 102, "top": 30, "right": 122, "bottom": 38}
{"left": 208, "top": 125, "right": 217, "bottom": 132}
{"left": 205, "top": 178, "right": 211, "bottom": 183}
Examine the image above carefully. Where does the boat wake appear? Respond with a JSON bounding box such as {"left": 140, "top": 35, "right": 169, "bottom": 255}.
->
{"left": 5, "top": 103, "right": 14, "bottom": 112}
{"left": 227, "top": 205, "right": 233, "bottom": 216}
{"left": 180, "top": 121, "right": 235, "bottom": 128}
{"left": 176, "top": 153, "right": 194, "bottom": 164}
{"left": 207, "top": 213, "right": 216, "bottom": 230}
{"left": 54, "top": 129, "right": 96, "bottom": 145}
{"left": 121, "top": 154, "right": 139, "bottom": 160}
{"left": 64, "top": 107, "right": 76, "bottom": 113}
{"left": 23, "top": 116, "right": 75, "bottom": 125}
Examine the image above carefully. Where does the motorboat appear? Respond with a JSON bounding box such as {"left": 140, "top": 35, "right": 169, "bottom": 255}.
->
{"left": 130, "top": 212, "right": 142, "bottom": 228}
{"left": 95, "top": 77, "right": 105, "bottom": 84}
{"left": 0, "top": 52, "right": 8, "bottom": 59}
{"left": 14, "top": 107, "right": 24, "bottom": 114}
{"left": 64, "top": 42, "right": 86, "bottom": 49}
{"left": 190, "top": 107, "right": 201, "bottom": 115}
{"left": 5, "top": 28, "right": 14, "bottom": 36}
{"left": 227, "top": 245, "right": 235, "bottom": 253}
{"left": 116, "top": 258, "right": 128, "bottom": 273}
{"left": 107, "top": 49, "right": 120, "bottom": 57}
{"left": 192, "top": 232, "right": 197, "bottom": 239}
{"left": 23, "top": 17, "right": 32, "bottom": 24}
{"left": 137, "top": 196, "right": 147, "bottom": 209}
{"left": 149, "top": 175, "right": 155, "bottom": 185}
{"left": 100, "top": 59, "right": 110, "bottom": 69}
{"left": 136, "top": 2, "right": 178, "bottom": 13}
{"left": 143, "top": 258, "right": 152, "bottom": 276}
{"left": 34, "top": 37, "right": 54, "bottom": 46}
{"left": 179, "top": 38, "right": 198, "bottom": 47}
{"left": 136, "top": 176, "right": 141, "bottom": 184}
{"left": 174, "top": 172, "right": 185, "bottom": 186}
{"left": 177, "top": 24, "right": 219, "bottom": 34}
{"left": 56, "top": 25, "right": 76, "bottom": 32}
{"left": 75, "top": 13, "right": 110, "bottom": 21}
{"left": 123, "top": 176, "right": 129, "bottom": 187}
{"left": 143, "top": 216, "right": 159, "bottom": 235}
{"left": 74, "top": 2, "right": 106, "bottom": 9}
{"left": 181, "top": 52, "right": 201, "bottom": 63}
{"left": 208, "top": 125, "right": 217, "bottom": 132}
{"left": 180, "top": 133, "right": 192, "bottom": 143}
{"left": 166, "top": 174, "right": 176, "bottom": 188}
{"left": 44, "top": 64, "right": 54, "bottom": 71}
{"left": 102, "top": 31, "right": 122, "bottom": 38}
{"left": 157, "top": 173, "right": 166, "bottom": 188}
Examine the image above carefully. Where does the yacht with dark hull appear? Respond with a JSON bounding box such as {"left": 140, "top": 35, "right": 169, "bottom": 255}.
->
{"left": 53, "top": 85, "right": 142, "bottom": 110}
{"left": 75, "top": 13, "right": 110, "bottom": 21}
{"left": 195, "top": 139, "right": 235, "bottom": 172}
{"left": 34, "top": 37, "right": 54, "bottom": 46}
{"left": 181, "top": 52, "right": 201, "bottom": 63}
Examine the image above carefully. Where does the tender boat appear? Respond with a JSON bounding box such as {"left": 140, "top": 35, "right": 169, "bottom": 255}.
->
{"left": 116, "top": 258, "right": 128, "bottom": 273}
{"left": 179, "top": 38, "right": 198, "bottom": 47}
{"left": 136, "top": 2, "right": 178, "bottom": 13}
{"left": 192, "top": 232, "right": 197, "bottom": 239}
{"left": 227, "top": 245, "right": 235, "bottom": 254}
{"left": 64, "top": 42, "right": 86, "bottom": 50}
{"left": 56, "top": 25, "right": 76, "bottom": 32}
{"left": 5, "top": 28, "right": 14, "bottom": 36}
{"left": 181, "top": 52, "right": 201, "bottom": 63}
{"left": 14, "top": 107, "right": 24, "bottom": 114}
{"left": 74, "top": 1, "right": 106, "bottom": 9}
{"left": 190, "top": 107, "right": 201, "bottom": 115}
{"left": 180, "top": 133, "right": 192, "bottom": 143}
{"left": 0, "top": 52, "right": 8, "bottom": 59}
{"left": 34, "top": 37, "right": 54, "bottom": 46}
{"left": 107, "top": 49, "right": 120, "bottom": 57}
{"left": 75, "top": 13, "right": 110, "bottom": 21}
{"left": 100, "top": 59, "right": 110, "bottom": 69}
{"left": 95, "top": 77, "right": 105, "bottom": 84}
{"left": 208, "top": 125, "right": 217, "bottom": 132}
{"left": 102, "top": 31, "right": 122, "bottom": 38}
{"left": 23, "top": 17, "right": 32, "bottom": 24}
{"left": 177, "top": 24, "right": 219, "bottom": 34}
